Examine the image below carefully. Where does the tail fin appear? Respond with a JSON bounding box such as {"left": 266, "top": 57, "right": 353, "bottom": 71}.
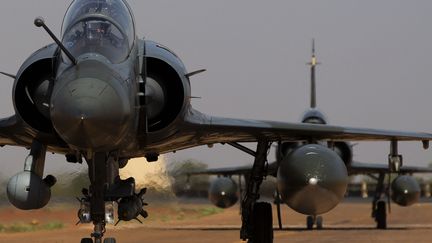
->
{"left": 307, "top": 39, "right": 320, "bottom": 108}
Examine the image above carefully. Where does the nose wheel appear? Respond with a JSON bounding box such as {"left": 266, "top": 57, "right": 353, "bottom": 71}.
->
{"left": 306, "top": 215, "right": 323, "bottom": 230}
{"left": 80, "top": 238, "right": 116, "bottom": 243}
{"left": 103, "top": 239, "right": 116, "bottom": 243}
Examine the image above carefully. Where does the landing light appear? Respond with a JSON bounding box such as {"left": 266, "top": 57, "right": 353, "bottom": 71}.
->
{"left": 105, "top": 202, "right": 115, "bottom": 224}
{"left": 308, "top": 177, "right": 318, "bottom": 185}
{"left": 78, "top": 200, "right": 91, "bottom": 224}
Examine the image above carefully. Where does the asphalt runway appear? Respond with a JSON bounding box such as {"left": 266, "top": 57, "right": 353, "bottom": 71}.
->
{"left": 1, "top": 225, "right": 432, "bottom": 243}
{"left": 1, "top": 200, "right": 432, "bottom": 242}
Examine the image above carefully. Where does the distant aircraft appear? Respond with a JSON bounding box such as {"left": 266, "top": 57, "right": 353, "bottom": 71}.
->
{"left": 188, "top": 40, "right": 432, "bottom": 230}
{"left": 1, "top": 1, "right": 432, "bottom": 242}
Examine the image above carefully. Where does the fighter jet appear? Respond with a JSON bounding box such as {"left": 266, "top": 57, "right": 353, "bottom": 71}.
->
{"left": 187, "top": 40, "right": 432, "bottom": 231}
{"left": 1, "top": 1, "right": 432, "bottom": 243}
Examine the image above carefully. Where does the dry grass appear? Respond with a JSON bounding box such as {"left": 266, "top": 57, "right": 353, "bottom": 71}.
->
{"left": 0, "top": 221, "right": 63, "bottom": 233}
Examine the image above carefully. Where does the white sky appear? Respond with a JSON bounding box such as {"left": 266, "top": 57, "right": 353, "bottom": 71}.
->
{"left": 0, "top": 0, "right": 432, "bottom": 178}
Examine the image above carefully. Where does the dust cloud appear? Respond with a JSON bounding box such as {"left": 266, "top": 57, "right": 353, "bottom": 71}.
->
{"left": 119, "top": 156, "right": 174, "bottom": 197}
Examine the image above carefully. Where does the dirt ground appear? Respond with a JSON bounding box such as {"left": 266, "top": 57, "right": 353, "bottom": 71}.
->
{"left": 0, "top": 199, "right": 432, "bottom": 243}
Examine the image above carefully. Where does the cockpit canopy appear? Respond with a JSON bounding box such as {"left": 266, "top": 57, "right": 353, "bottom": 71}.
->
{"left": 301, "top": 108, "right": 327, "bottom": 125}
{"left": 61, "top": 0, "right": 135, "bottom": 63}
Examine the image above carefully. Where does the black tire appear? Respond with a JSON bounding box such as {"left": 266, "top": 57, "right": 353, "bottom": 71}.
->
{"left": 316, "top": 216, "right": 323, "bottom": 230}
{"left": 81, "top": 238, "right": 93, "bottom": 243}
{"left": 306, "top": 215, "right": 314, "bottom": 230}
{"left": 376, "top": 200, "right": 387, "bottom": 229}
{"left": 103, "top": 238, "right": 116, "bottom": 243}
{"left": 251, "top": 202, "right": 273, "bottom": 243}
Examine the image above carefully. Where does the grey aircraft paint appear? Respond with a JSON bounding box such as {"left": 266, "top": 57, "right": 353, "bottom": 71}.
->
{"left": 2, "top": 0, "right": 432, "bottom": 242}
{"left": 277, "top": 144, "right": 348, "bottom": 215}
{"left": 190, "top": 41, "right": 432, "bottom": 217}
{"left": 208, "top": 177, "right": 239, "bottom": 209}
{"left": 391, "top": 175, "right": 421, "bottom": 207}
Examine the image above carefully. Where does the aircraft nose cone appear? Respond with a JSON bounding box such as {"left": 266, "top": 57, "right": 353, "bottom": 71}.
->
{"left": 50, "top": 77, "right": 131, "bottom": 150}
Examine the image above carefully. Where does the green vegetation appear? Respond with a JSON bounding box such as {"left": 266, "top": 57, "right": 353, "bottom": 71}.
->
{"left": 199, "top": 207, "right": 223, "bottom": 216}
{"left": 148, "top": 205, "right": 224, "bottom": 222}
{"left": 174, "top": 206, "right": 222, "bottom": 218}
{"left": 0, "top": 221, "right": 63, "bottom": 233}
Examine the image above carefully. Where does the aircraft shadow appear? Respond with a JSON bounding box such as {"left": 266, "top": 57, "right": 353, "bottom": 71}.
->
{"left": 149, "top": 225, "right": 432, "bottom": 231}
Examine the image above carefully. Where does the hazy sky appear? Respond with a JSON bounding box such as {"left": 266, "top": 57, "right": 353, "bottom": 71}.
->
{"left": 0, "top": 0, "right": 432, "bottom": 177}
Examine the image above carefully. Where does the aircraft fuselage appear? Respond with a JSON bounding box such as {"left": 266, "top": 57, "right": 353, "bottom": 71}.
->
{"left": 13, "top": 1, "right": 194, "bottom": 158}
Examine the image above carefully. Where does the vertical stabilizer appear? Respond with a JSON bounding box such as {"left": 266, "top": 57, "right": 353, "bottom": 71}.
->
{"left": 301, "top": 39, "right": 327, "bottom": 124}
{"left": 307, "top": 39, "right": 320, "bottom": 108}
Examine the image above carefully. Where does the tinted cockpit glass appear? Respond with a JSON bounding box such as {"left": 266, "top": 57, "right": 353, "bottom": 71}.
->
{"left": 61, "top": 0, "right": 135, "bottom": 63}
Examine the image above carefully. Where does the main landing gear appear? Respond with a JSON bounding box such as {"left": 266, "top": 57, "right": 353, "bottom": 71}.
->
{"left": 371, "top": 172, "right": 387, "bottom": 229}
{"left": 77, "top": 153, "right": 148, "bottom": 243}
{"left": 370, "top": 141, "right": 405, "bottom": 230}
{"left": 239, "top": 140, "right": 273, "bottom": 243}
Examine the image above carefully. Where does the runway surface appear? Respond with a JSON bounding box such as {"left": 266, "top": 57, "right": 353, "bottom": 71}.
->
{"left": 0, "top": 199, "right": 431, "bottom": 242}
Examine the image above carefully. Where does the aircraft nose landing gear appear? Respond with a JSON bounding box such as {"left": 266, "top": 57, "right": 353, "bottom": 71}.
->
{"left": 306, "top": 215, "right": 323, "bottom": 230}
{"left": 77, "top": 191, "right": 112, "bottom": 243}
{"left": 81, "top": 237, "right": 116, "bottom": 243}
{"left": 77, "top": 153, "right": 149, "bottom": 243}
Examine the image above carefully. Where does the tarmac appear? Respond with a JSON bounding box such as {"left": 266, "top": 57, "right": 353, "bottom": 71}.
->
{"left": 0, "top": 199, "right": 431, "bottom": 243}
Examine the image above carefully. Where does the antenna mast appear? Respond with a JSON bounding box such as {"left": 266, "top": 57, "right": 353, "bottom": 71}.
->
{"left": 307, "top": 39, "right": 320, "bottom": 108}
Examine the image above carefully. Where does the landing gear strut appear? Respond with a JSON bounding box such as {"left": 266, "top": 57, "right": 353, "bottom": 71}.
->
{"left": 88, "top": 153, "right": 109, "bottom": 243}
{"left": 240, "top": 140, "right": 273, "bottom": 243}
{"left": 77, "top": 153, "right": 147, "bottom": 243}
{"left": 370, "top": 140, "right": 404, "bottom": 230}
{"left": 371, "top": 172, "right": 387, "bottom": 229}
